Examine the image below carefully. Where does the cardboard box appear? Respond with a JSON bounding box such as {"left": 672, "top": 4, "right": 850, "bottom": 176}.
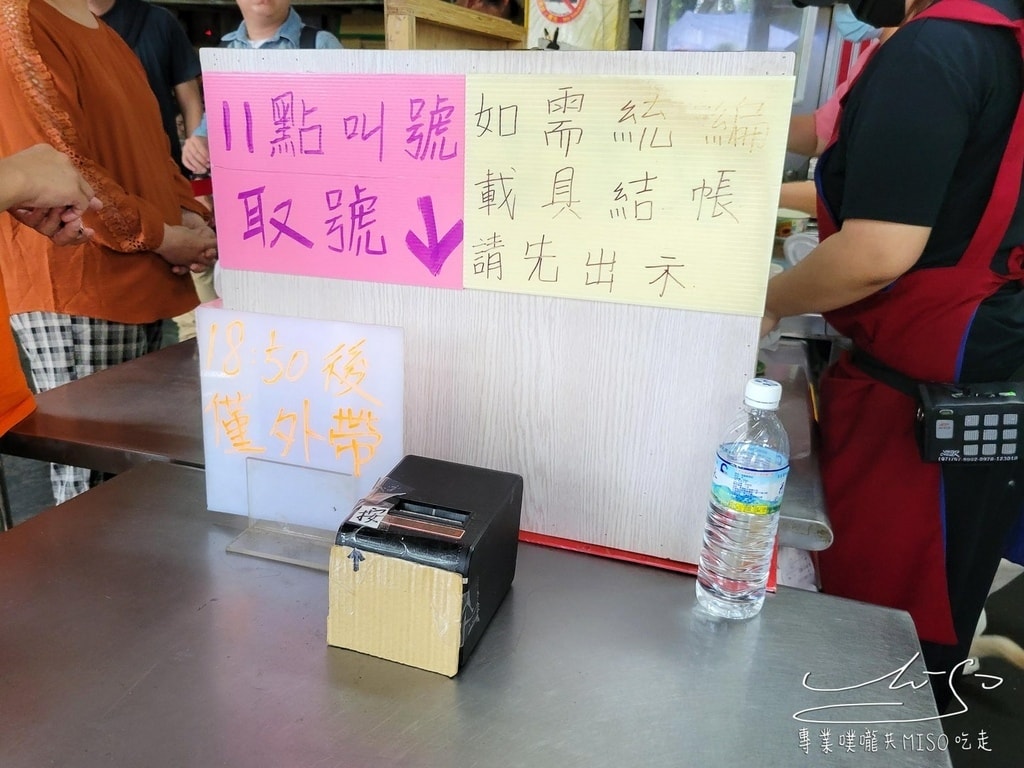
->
{"left": 327, "top": 455, "right": 523, "bottom": 676}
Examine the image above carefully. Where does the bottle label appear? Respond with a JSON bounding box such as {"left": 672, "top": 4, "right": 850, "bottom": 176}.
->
{"left": 712, "top": 447, "right": 789, "bottom": 515}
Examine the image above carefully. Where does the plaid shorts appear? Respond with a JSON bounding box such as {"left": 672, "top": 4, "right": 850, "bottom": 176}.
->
{"left": 9, "top": 311, "right": 163, "bottom": 503}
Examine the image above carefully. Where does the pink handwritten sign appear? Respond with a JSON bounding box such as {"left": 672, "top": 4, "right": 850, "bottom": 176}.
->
{"left": 205, "top": 73, "right": 465, "bottom": 289}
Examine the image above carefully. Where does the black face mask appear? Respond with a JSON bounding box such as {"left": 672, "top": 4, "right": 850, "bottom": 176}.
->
{"left": 846, "top": 0, "right": 908, "bottom": 28}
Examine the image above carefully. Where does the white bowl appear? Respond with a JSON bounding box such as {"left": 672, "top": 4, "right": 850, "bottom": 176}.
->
{"left": 776, "top": 208, "right": 811, "bottom": 242}
{"left": 783, "top": 231, "right": 819, "bottom": 266}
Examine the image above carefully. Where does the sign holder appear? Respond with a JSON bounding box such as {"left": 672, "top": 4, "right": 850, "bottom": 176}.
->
{"left": 223, "top": 459, "right": 352, "bottom": 571}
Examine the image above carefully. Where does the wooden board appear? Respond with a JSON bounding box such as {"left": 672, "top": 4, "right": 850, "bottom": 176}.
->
{"left": 385, "top": 0, "right": 526, "bottom": 50}
{"left": 201, "top": 48, "right": 794, "bottom": 568}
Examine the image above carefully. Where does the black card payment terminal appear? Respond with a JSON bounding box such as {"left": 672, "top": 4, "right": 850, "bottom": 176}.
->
{"left": 916, "top": 382, "right": 1023, "bottom": 463}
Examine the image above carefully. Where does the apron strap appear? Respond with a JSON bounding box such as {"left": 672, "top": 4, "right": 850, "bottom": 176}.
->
{"left": 913, "top": 0, "right": 1024, "bottom": 269}
{"left": 814, "top": 44, "right": 883, "bottom": 238}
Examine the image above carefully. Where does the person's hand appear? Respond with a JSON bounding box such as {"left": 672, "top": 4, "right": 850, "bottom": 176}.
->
{"left": 181, "top": 208, "right": 209, "bottom": 231}
{"left": 760, "top": 310, "right": 780, "bottom": 339}
{"left": 194, "top": 193, "right": 215, "bottom": 226}
{"left": 1, "top": 144, "right": 102, "bottom": 245}
{"left": 181, "top": 135, "right": 210, "bottom": 175}
{"left": 9, "top": 206, "right": 96, "bottom": 246}
{"left": 156, "top": 222, "right": 217, "bottom": 275}
{"left": 2, "top": 144, "right": 100, "bottom": 214}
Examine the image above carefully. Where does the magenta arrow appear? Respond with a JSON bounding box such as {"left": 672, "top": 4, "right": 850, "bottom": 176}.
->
{"left": 406, "top": 195, "right": 463, "bottom": 276}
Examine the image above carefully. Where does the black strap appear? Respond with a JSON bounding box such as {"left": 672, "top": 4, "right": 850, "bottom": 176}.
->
{"left": 219, "top": 25, "right": 319, "bottom": 49}
{"left": 299, "top": 25, "right": 318, "bottom": 49}
{"left": 849, "top": 348, "right": 922, "bottom": 398}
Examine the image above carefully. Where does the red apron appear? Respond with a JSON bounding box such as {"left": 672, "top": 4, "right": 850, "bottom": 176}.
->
{"left": 815, "top": 0, "right": 1024, "bottom": 644}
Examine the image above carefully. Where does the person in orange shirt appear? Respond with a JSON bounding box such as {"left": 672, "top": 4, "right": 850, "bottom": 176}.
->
{"left": 0, "top": 0, "right": 217, "bottom": 503}
{"left": 0, "top": 143, "right": 100, "bottom": 437}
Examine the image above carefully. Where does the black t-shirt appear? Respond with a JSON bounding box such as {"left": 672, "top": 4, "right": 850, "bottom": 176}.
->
{"left": 100, "top": 0, "right": 201, "bottom": 175}
{"left": 820, "top": 0, "right": 1024, "bottom": 380}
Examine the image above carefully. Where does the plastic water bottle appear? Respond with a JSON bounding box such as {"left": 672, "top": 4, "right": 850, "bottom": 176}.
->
{"left": 696, "top": 378, "right": 790, "bottom": 619}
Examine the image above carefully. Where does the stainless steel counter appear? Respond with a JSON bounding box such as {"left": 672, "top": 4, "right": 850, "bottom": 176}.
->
{"left": 0, "top": 339, "right": 204, "bottom": 474}
{"left": 765, "top": 339, "right": 833, "bottom": 551}
{"left": 777, "top": 311, "right": 845, "bottom": 342}
{"left": 0, "top": 461, "right": 949, "bottom": 768}
{"left": 767, "top": 244, "right": 838, "bottom": 548}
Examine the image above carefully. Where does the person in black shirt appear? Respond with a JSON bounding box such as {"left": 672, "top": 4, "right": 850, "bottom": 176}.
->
{"left": 772, "top": 0, "right": 1024, "bottom": 711}
{"left": 88, "top": 0, "right": 203, "bottom": 176}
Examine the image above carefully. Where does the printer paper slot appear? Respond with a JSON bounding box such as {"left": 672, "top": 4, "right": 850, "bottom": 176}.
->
{"left": 347, "top": 499, "right": 468, "bottom": 542}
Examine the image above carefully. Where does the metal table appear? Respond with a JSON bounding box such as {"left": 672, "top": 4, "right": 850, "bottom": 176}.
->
{"left": 0, "top": 461, "right": 949, "bottom": 768}
{"left": 0, "top": 338, "right": 204, "bottom": 530}
{"left": 0, "top": 338, "right": 204, "bottom": 475}
{"left": 764, "top": 339, "right": 833, "bottom": 551}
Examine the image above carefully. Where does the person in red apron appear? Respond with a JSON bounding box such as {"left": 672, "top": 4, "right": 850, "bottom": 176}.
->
{"left": 775, "top": 0, "right": 1024, "bottom": 711}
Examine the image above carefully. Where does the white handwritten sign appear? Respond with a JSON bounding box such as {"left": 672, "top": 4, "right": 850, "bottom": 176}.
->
{"left": 197, "top": 302, "right": 404, "bottom": 529}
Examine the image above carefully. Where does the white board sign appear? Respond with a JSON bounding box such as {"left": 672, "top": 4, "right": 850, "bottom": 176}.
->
{"left": 196, "top": 302, "right": 404, "bottom": 530}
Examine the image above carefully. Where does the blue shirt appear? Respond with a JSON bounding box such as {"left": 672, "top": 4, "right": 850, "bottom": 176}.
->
{"left": 192, "top": 9, "right": 342, "bottom": 138}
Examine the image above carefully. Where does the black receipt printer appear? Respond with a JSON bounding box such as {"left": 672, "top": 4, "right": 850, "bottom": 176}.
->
{"left": 326, "top": 454, "right": 523, "bottom": 677}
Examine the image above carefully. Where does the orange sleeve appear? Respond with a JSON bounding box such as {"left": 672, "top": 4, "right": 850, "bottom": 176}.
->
{"left": 0, "top": 1, "right": 168, "bottom": 252}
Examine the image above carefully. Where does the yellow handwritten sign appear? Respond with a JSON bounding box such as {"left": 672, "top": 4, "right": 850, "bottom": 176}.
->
{"left": 197, "top": 302, "right": 404, "bottom": 527}
{"left": 464, "top": 75, "right": 793, "bottom": 315}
